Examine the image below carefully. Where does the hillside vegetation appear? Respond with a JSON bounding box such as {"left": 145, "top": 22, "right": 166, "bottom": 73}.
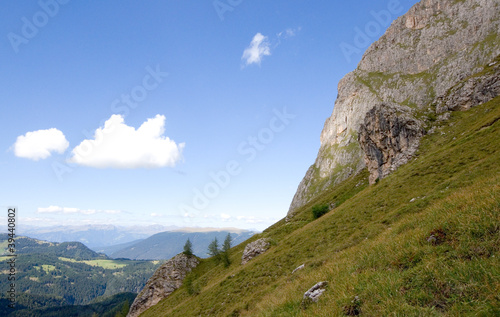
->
{"left": 1, "top": 292, "right": 135, "bottom": 317}
{"left": 0, "top": 235, "right": 104, "bottom": 260}
{"left": 0, "top": 236, "right": 161, "bottom": 316}
{"left": 141, "top": 96, "right": 500, "bottom": 316}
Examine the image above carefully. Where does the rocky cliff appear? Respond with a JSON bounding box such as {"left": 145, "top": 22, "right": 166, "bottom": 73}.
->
{"left": 287, "top": 0, "right": 500, "bottom": 219}
{"left": 127, "top": 253, "right": 199, "bottom": 317}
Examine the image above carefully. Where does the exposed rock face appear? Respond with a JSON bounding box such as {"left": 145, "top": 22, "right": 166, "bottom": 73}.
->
{"left": 436, "top": 63, "right": 500, "bottom": 113}
{"left": 358, "top": 104, "right": 425, "bottom": 184}
{"left": 127, "top": 253, "right": 199, "bottom": 317}
{"left": 241, "top": 238, "right": 270, "bottom": 265}
{"left": 287, "top": 0, "right": 500, "bottom": 219}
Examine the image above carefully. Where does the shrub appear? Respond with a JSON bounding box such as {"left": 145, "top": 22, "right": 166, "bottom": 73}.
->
{"left": 312, "top": 204, "right": 329, "bottom": 219}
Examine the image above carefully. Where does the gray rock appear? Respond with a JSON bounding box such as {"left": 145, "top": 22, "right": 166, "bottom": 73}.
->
{"left": 303, "top": 281, "right": 328, "bottom": 303}
{"left": 127, "top": 253, "right": 199, "bottom": 317}
{"left": 437, "top": 112, "right": 451, "bottom": 122}
{"left": 435, "top": 68, "right": 500, "bottom": 113}
{"left": 292, "top": 264, "right": 305, "bottom": 274}
{"left": 427, "top": 235, "right": 437, "bottom": 243}
{"left": 286, "top": 0, "right": 500, "bottom": 219}
{"left": 241, "top": 238, "right": 270, "bottom": 265}
{"left": 358, "top": 104, "right": 425, "bottom": 184}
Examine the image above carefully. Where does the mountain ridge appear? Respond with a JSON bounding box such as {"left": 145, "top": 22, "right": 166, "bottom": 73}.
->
{"left": 131, "top": 0, "right": 500, "bottom": 315}
{"left": 108, "top": 230, "right": 255, "bottom": 260}
{"left": 286, "top": 0, "right": 500, "bottom": 218}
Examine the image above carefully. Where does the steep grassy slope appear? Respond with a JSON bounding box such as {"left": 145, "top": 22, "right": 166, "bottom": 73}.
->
{"left": 141, "top": 96, "right": 500, "bottom": 316}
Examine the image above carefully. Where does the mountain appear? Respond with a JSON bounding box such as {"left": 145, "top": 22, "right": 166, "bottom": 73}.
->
{"left": 108, "top": 229, "right": 256, "bottom": 260}
{"left": 20, "top": 224, "right": 177, "bottom": 249}
{"left": 129, "top": 0, "right": 500, "bottom": 316}
{"left": 0, "top": 235, "right": 161, "bottom": 316}
{"left": 0, "top": 234, "right": 104, "bottom": 260}
{"left": 96, "top": 239, "right": 146, "bottom": 256}
{"left": 286, "top": 0, "right": 500, "bottom": 218}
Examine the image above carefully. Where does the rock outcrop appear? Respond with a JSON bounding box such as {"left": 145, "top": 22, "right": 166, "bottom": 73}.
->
{"left": 241, "top": 238, "right": 270, "bottom": 265}
{"left": 358, "top": 104, "right": 425, "bottom": 184}
{"left": 303, "top": 281, "right": 328, "bottom": 303}
{"left": 127, "top": 253, "right": 199, "bottom": 317}
{"left": 287, "top": 0, "right": 500, "bottom": 219}
{"left": 436, "top": 62, "right": 500, "bottom": 113}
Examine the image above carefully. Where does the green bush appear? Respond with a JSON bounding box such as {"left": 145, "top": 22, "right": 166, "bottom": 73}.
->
{"left": 312, "top": 204, "right": 329, "bottom": 219}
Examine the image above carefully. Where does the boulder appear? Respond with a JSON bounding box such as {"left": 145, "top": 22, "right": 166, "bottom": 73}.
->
{"left": 303, "top": 281, "right": 328, "bottom": 303}
{"left": 241, "top": 238, "right": 270, "bottom": 265}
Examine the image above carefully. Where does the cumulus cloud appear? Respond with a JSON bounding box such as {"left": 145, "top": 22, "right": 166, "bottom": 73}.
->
{"left": 242, "top": 33, "right": 271, "bottom": 67}
{"left": 13, "top": 128, "right": 69, "bottom": 160}
{"left": 69, "top": 114, "right": 184, "bottom": 169}
{"left": 37, "top": 206, "right": 122, "bottom": 215}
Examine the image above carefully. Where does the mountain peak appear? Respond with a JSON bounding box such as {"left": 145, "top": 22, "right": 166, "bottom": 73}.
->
{"left": 286, "top": 0, "right": 500, "bottom": 219}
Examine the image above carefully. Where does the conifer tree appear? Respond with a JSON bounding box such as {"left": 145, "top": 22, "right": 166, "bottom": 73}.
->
{"left": 221, "top": 233, "right": 232, "bottom": 267}
{"left": 183, "top": 239, "right": 193, "bottom": 256}
{"left": 208, "top": 237, "right": 220, "bottom": 259}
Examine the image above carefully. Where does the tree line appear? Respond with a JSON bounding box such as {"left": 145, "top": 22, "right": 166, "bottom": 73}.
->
{"left": 183, "top": 233, "right": 232, "bottom": 267}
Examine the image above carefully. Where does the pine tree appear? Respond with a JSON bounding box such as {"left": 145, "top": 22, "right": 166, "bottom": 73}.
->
{"left": 183, "top": 239, "right": 193, "bottom": 256}
{"left": 222, "top": 233, "right": 232, "bottom": 267}
{"left": 207, "top": 237, "right": 220, "bottom": 259}
{"left": 223, "top": 234, "right": 231, "bottom": 252}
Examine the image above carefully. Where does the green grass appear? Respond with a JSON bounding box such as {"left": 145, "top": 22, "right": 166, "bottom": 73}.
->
{"left": 33, "top": 265, "right": 57, "bottom": 273}
{"left": 141, "top": 97, "right": 500, "bottom": 316}
{"left": 58, "top": 257, "right": 129, "bottom": 269}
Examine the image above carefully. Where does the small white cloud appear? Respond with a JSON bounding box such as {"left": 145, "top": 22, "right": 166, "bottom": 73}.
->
{"left": 13, "top": 128, "right": 69, "bottom": 161}
{"left": 151, "top": 212, "right": 166, "bottom": 217}
{"left": 242, "top": 33, "right": 271, "bottom": 67}
{"left": 69, "top": 114, "right": 184, "bottom": 169}
{"left": 37, "top": 206, "right": 122, "bottom": 215}
{"left": 220, "top": 213, "right": 232, "bottom": 220}
{"left": 279, "top": 27, "right": 301, "bottom": 39}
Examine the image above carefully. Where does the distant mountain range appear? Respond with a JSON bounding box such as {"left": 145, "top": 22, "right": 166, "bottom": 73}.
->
{"left": 102, "top": 229, "right": 256, "bottom": 260}
{"left": 19, "top": 225, "right": 258, "bottom": 260}
{"left": 20, "top": 224, "right": 178, "bottom": 249}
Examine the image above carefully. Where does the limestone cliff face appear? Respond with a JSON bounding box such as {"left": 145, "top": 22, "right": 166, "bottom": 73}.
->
{"left": 127, "top": 253, "right": 199, "bottom": 317}
{"left": 287, "top": 0, "right": 500, "bottom": 219}
{"left": 358, "top": 104, "right": 424, "bottom": 184}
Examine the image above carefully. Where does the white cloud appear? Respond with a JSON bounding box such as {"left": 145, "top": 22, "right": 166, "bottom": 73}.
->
{"left": 37, "top": 206, "right": 122, "bottom": 215}
{"left": 242, "top": 33, "right": 271, "bottom": 67}
{"left": 69, "top": 114, "right": 184, "bottom": 169}
{"left": 150, "top": 212, "right": 166, "bottom": 217}
{"left": 220, "top": 213, "right": 231, "bottom": 220}
{"left": 13, "top": 128, "right": 69, "bottom": 160}
{"left": 277, "top": 27, "right": 301, "bottom": 39}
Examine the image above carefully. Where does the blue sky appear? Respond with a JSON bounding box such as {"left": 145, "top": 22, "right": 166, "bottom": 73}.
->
{"left": 0, "top": 0, "right": 419, "bottom": 231}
